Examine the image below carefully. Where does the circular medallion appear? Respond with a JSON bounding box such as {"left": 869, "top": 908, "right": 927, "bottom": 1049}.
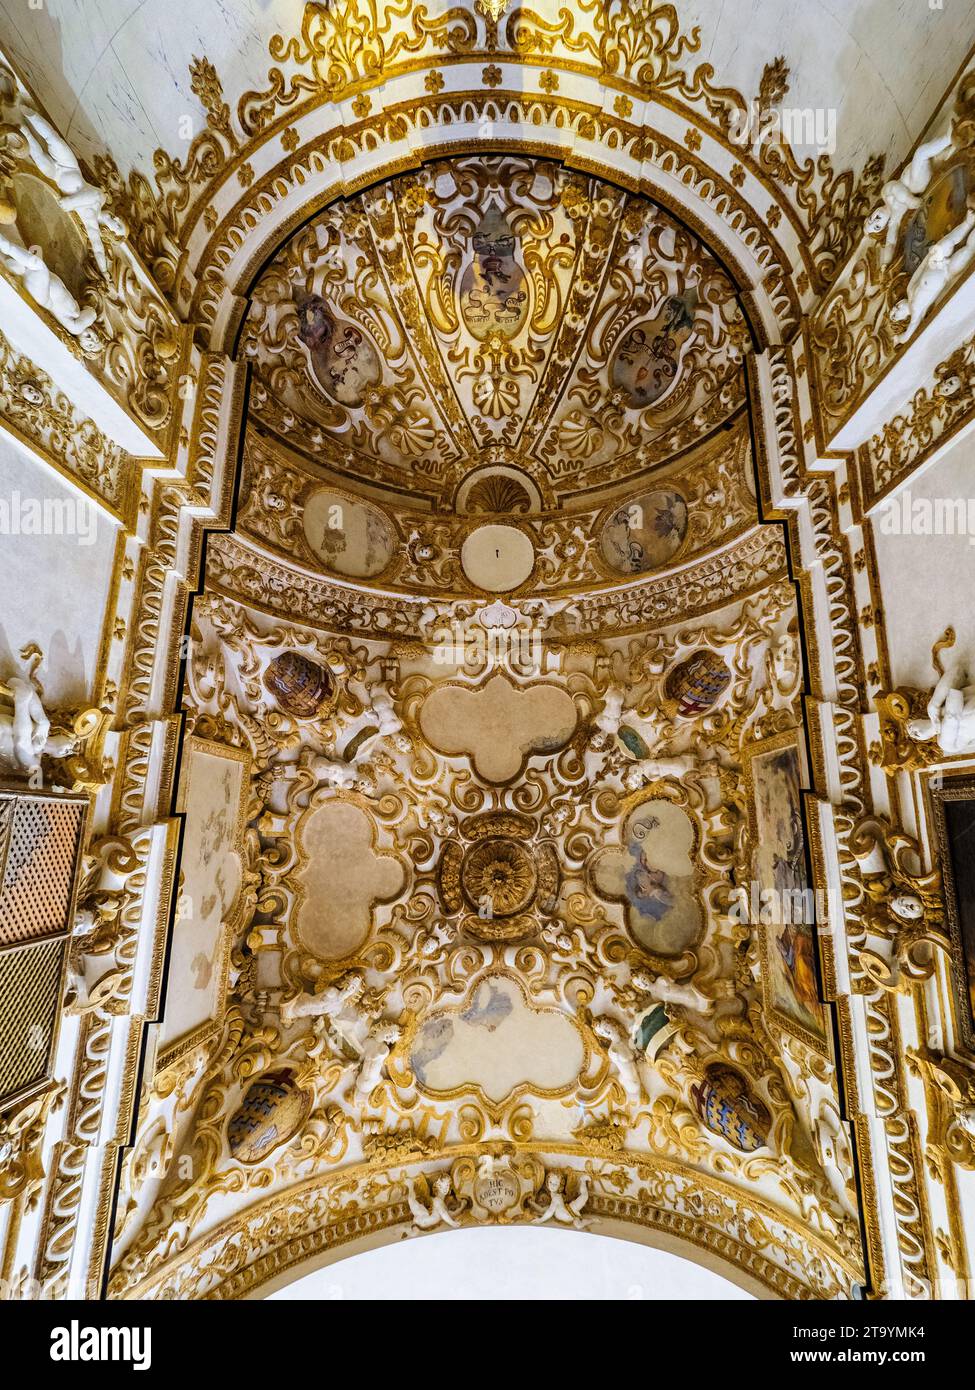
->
{"left": 664, "top": 651, "right": 731, "bottom": 718}
{"left": 461, "top": 837, "right": 537, "bottom": 917}
{"left": 460, "top": 524, "right": 535, "bottom": 592}
{"left": 227, "top": 1070, "right": 309, "bottom": 1164}
{"left": 263, "top": 651, "right": 335, "bottom": 719}
{"left": 600, "top": 489, "right": 688, "bottom": 575}
{"left": 303, "top": 488, "right": 395, "bottom": 578}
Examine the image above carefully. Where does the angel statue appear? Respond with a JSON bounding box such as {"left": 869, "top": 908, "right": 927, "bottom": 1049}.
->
{"left": 891, "top": 209, "right": 975, "bottom": 344}
{"left": 906, "top": 638, "right": 975, "bottom": 756}
{"left": 406, "top": 1172, "right": 463, "bottom": 1234}
{"left": 279, "top": 971, "right": 367, "bottom": 1044}
{"left": 0, "top": 645, "right": 76, "bottom": 777}
{"left": 865, "top": 127, "right": 955, "bottom": 265}
{"left": 0, "top": 230, "right": 97, "bottom": 335}
{"left": 591, "top": 688, "right": 625, "bottom": 749}
{"left": 533, "top": 1170, "right": 591, "bottom": 1230}
{"left": 593, "top": 1015, "right": 643, "bottom": 1104}
{"left": 353, "top": 1020, "right": 402, "bottom": 1104}
{"left": 17, "top": 108, "right": 126, "bottom": 278}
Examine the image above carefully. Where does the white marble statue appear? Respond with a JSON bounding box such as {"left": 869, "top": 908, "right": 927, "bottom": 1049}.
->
{"left": 370, "top": 685, "right": 403, "bottom": 738}
{"left": 891, "top": 209, "right": 975, "bottom": 343}
{"left": 353, "top": 1021, "right": 401, "bottom": 1104}
{"left": 18, "top": 108, "right": 126, "bottom": 278}
{"left": 279, "top": 972, "right": 366, "bottom": 1041}
{"left": 407, "top": 1174, "right": 462, "bottom": 1232}
{"left": 906, "top": 655, "right": 975, "bottom": 755}
{"left": 631, "top": 968, "right": 711, "bottom": 1014}
{"left": 0, "top": 654, "right": 75, "bottom": 776}
{"left": 623, "top": 748, "right": 717, "bottom": 791}
{"left": 592, "top": 688, "right": 625, "bottom": 748}
{"left": 593, "top": 1015, "right": 643, "bottom": 1104}
{"left": 866, "top": 128, "right": 955, "bottom": 265}
{"left": 309, "top": 753, "right": 358, "bottom": 790}
{"left": 0, "top": 229, "right": 97, "bottom": 335}
{"left": 534, "top": 1170, "right": 591, "bottom": 1230}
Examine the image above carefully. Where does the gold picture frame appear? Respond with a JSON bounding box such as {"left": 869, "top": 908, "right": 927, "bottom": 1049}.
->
{"left": 741, "top": 728, "right": 830, "bottom": 1056}
{"left": 930, "top": 773, "right": 975, "bottom": 1057}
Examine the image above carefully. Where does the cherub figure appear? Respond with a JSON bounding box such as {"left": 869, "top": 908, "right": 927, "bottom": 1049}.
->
{"left": 906, "top": 645, "right": 975, "bottom": 755}
{"left": 891, "top": 209, "right": 975, "bottom": 343}
{"left": 406, "top": 1173, "right": 462, "bottom": 1233}
{"left": 533, "top": 1170, "right": 591, "bottom": 1229}
{"left": 279, "top": 971, "right": 366, "bottom": 1042}
{"left": 592, "top": 688, "right": 625, "bottom": 749}
{"left": 18, "top": 108, "right": 126, "bottom": 277}
{"left": 0, "top": 230, "right": 97, "bottom": 334}
{"left": 353, "top": 1020, "right": 401, "bottom": 1104}
{"left": 623, "top": 747, "right": 717, "bottom": 791}
{"left": 593, "top": 1015, "right": 643, "bottom": 1104}
{"left": 630, "top": 968, "right": 711, "bottom": 1014}
{"left": 866, "top": 127, "right": 954, "bottom": 265}
{"left": 0, "top": 646, "right": 76, "bottom": 776}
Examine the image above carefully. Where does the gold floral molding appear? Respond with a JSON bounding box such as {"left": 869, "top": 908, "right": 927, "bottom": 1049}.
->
{"left": 858, "top": 331, "right": 975, "bottom": 508}
{"left": 0, "top": 330, "right": 134, "bottom": 520}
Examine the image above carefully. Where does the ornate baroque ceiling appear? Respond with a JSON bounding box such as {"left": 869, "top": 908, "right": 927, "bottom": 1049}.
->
{"left": 5, "top": 0, "right": 974, "bottom": 1311}
{"left": 241, "top": 157, "right": 747, "bottom": 503}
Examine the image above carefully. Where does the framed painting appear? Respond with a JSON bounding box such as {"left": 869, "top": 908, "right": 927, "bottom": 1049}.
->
{"left": 742, "top": 729, "right": 829, "bottom": 1055}
{"left": 931, "top": 775, "right": 975, "bottom": 1054}
{"left": 157, "top": 737, "right": 251, "bottom": 1070}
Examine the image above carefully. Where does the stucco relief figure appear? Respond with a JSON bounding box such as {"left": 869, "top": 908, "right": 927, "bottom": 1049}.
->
{"left": 279, "top": 971, "right": 366, "bottom": 1037}
{"left": 114, "top": 1050, "right": 211, "bottom": 1253}
{"left": 890, "top": 209, "right": 975, "bottom": 343}
{"left": 593, "top": 1014, "right": 643, "bottom": 1103}
{"left": 533, "top": 1170, "right": 591, "bottom": 1229}
{"left": 17, "top": 108, "right": 126, "bottom": 278}
{"left": 592, "top": 688, "right": 625, "bottom": 749}
{"left": 623, "top": 748, "right": 718, "bottom": 791}
{"left": 0, "top": 229, "right": 97, "bottom": 335}
{"left": 866, "top": 128, "right": 955, "bottom": 265}
{"left": 630, "top": 967, "right": 711, "bottom": 1014}
{"left": 0, "top": 647, "right": 75, "bottom": 776}
{"left": 352, "top": 1021, "right": 401, "bottom": 1104}
{"left": 906, "top": 652, "right": 975, "bottom": 755}
{"left": 406, "top": 1173, "right": 463, "bottom": 1233}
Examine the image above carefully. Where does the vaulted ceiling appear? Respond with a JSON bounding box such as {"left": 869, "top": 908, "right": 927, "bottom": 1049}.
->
{"left": 3, "top": 0, "right": 973, "bottom": 184}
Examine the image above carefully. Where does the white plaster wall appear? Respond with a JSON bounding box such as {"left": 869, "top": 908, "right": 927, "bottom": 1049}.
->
{"left": 267, "top": 1225, "right": 756, "bottom": 1301}
{"left": 0, "top": 0, "right": 971, "bottom": 179}
{"left": 873, "top": 425, "right": 975, "bottom": 690}
{"left": 0, "top": 429, "right": 118, "bottom": 705}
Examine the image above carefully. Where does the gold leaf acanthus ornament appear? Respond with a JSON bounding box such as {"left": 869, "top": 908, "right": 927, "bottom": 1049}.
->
{"left": 476, "top": 0, "right": 511, "bottom": 20}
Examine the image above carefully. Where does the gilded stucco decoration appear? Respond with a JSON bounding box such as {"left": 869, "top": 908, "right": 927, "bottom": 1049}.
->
{"left": 5, "top": 0, "right": 975, "bottom": 1310}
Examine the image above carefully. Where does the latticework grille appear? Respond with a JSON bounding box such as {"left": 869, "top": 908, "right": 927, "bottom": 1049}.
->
{"left": 0, "top": 793, "right": 85, "bottom": 946}
{"left": 0, "top": 937, "right": 64, "bottom": 1099}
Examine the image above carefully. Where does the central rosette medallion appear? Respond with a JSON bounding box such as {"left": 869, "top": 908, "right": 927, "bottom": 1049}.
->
{"left": 437, "top": 811, "right": 560, "bottom": 942}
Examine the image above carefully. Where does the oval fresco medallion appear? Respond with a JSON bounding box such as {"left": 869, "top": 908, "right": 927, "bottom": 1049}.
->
{"left": 295, "top": 293, "right": 381, "bottom": 406}
{"left": 227, "top": 1069, "right": 309, "bottom": 1164}
{"left": 263, "top": 651, "right": 336, "bottom": 719}
{"left": 459, "top": 206, "right": 531, "bottom": 342}
{"left": 303, "top": 488, "right": 396, "bottom": 578}
{"left": 599, "top": 489, "right": 688, "bottom": 575}
{"left": 610, "top": 290, "right": 697, "bottom": 409}
{"left": 591, "top": 797, "right": 702, "bottom": 957}
{"left": 691, "top": 1063, "right": 771, "bottom": 1153}
{"left": 664, "top": 651, "right": 732, "bottom": 718}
